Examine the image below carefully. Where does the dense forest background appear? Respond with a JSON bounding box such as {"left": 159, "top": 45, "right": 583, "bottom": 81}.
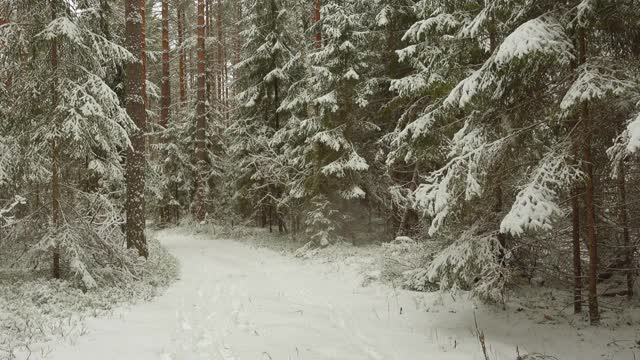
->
{"left": 1, "top": 0, "right": 640, "bottom": 327}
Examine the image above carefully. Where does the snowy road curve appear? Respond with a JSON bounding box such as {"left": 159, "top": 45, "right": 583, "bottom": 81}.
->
{"left": 48, "top": 230, "right": 449, "bottom": 360}
{"left": 45, "top": 230, "right": 637, "bottom": 360}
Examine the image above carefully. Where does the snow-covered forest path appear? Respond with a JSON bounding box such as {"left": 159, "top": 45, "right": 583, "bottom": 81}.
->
{"left": 44, "top": 230, "right": 636, "bottom": 360}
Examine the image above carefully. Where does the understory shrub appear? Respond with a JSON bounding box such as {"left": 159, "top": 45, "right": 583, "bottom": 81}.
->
{"left": 0, "top": 235, "right": 179, "bottom": 359}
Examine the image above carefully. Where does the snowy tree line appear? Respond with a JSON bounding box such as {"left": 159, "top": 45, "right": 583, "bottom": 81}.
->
{"left": 1, "top": 0, "right": 640, "bottom": 326}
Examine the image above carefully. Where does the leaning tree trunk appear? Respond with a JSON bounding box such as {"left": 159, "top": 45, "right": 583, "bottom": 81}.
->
{"left": 193, "top": 0, "right": 208, "bottom": 222}
{"left": 50, "top": 0, "right": 61, "bottom": 279}
{"left": 125, "top": 0, "right": 148, "bottom": 258}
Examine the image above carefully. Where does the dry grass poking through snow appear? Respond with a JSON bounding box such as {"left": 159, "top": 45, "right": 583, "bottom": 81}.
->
{"left": 0, "top": 235, "right": 179, "bottom": 359}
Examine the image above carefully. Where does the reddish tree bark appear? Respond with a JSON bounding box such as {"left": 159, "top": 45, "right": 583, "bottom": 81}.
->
{"left": 178, "top": 7, "right": 187, "bottom": 105}
{"left": 140, "top": 0, "right": 148, "bottom": 110}
{"left": 216, "top": 0, "right": 226, "bottom": 114}
{"left": 160, "top": 0, "right": 171, "bottom": 129}
{"left": 233, "top": 0, "right": 241, "bottom": 67}
{"left": 125, "top": 0, "right": 148, "bottom": 257}
{"left": 193, "top": 0, "right": 208, "bottom": 221}
{"left": 204, "top": 0, "right": 216, "bottom": 110}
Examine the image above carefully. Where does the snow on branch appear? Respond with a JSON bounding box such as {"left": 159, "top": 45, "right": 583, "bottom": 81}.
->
{"left": 403, "top": 13, "right": 461, "bottom": 42}
{"left": 494, "top": 17, "right": 573, "bottom": 66}
{"left": 414, "top": 124, "right": 503, "bottom": 236}
{"left": 424, "top": 227, "right": 509, "bottom": 303}
{"left": 0, "top": 195, "right": 26, "bottom": 226}
{"left": 501, "top": 148, "right": 581, "bottom": 236}
{"left": 38, "top": 17, "right": 83, "bottom": 45}
{"left": 446, "top": 16, "right": 573, "bottom": 109}
{"left": 560, "top": 65, "right": 636, "bottom": 114}
{"left": 627, "top": 112, "right": 640, "bottom": 153}
{"left": 321, "top": 150, "right": 369, "bottom": 178}
{"left": 57, "top": 70, "right": 133, "bottom": 156}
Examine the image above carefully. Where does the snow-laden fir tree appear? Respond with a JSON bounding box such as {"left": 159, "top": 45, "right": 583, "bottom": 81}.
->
{"left": 0, "top": 0, "right": 144, "bottom": 288}
{"left": 278, "top": 0, "right": 378, "bottom": 245}
{"left": 390, "top": 0, "right": 590, "bottom": 302}
{"left": 228, "top": 0, "right": 301, "bottom": 230}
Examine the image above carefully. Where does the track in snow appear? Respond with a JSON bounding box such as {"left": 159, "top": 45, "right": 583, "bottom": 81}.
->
{"left": 46, "top": 230, "right": 441, "bottom": 360}
{"left": 44, "top": 230, "right": 637, "bottom": 360}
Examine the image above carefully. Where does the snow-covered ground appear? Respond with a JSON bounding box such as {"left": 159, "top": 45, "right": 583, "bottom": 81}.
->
{"left": 41, "top": 229, "right": 638, "bottom": 360}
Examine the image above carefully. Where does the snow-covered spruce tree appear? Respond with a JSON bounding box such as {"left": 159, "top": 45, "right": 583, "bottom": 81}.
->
{"left": 394, "top": 0, "right": 640, "bottom": 310}
{"left": 0, "top": 0, "right": 146, "bottom": 288}
{"left": 394, "top": 1, "right": 591, "bottom": 302}
{"left": 228, "top": 0, "right": 300, "bottom": 231}
{"left": 346, "top": 0, "right": 416, "bottom": 239}
{"left": 557, "top": 0, "right": 640, "bottom": 323}
{"left": 385, "top": 0, "right": 510, "bottom": 297}
{"left": 278, "top": 0, "right": 378, "bottom": 245}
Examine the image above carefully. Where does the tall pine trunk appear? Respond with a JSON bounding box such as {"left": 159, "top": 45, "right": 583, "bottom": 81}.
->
{"left": 220, "top": 0, "right": 228, "bottom": 117}
{"left": 125, "top": 0, "right": 148, "bottom": 258}
{"left": 50, "top": 0, "right": 61, "bottom": 279}
{"left": 160, "top": 0, "right": 171, "bottom": 129}
{"left": 571, "top": 184, "right": 582, "bottom": 313}
{"left": 193, "top": 0, "right": 208, "bottom": 221}
{"left": 233, "top": 0, "right": 241, "bottom": 68}
{"left": 206, "top": 0, "right": 213, "bottom": 111}
{"left": 617, "top": 159, "right": 633, "bottom": 299}
{"left": 578, "top": 29, "right": 599, "bottom": 325}
{"left": 583, "top": 104, "right": 599, "bottom": 324}
{"left": 216, "top": 0, "right": 224, "bottom": 109}
{"left": 140, "top": 0, "right": 148, "bottom": 110}
{"left": 178, "top": 6, "right": 187, "bottom": 105}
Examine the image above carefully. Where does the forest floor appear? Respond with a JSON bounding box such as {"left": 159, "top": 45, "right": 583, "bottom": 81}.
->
{"left": 35, "top": 228, "right": 640, "bottom": 360}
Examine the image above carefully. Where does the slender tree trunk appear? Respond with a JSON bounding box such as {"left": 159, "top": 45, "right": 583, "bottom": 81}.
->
{"left": 125, "top": 0, "right": 148, "bottom": 258}
{"left": 396, "top": 164, "right": 418, "bottom": 238}
{"left": 160, "top": 0, "right": 171, "bottom": 129}
{"left": 578, "top": 29, "right": 599, "bottom": 325}
{"left": 216, "top": 0, "right": 224, "bottom": 108}
{"left": 583, "top": 105, "right": 599, "bottom": 324}
{"left": 140, "top": 0, "right": 148, "bottom": 110}
{"left": 568, "top": 41, "right": 584, "bottom": 313}
{"left": 233, "top": 0, "right": 241, "bottom": 68}
{"left": 50, "top": 0, "right": 61, "bottom": 279}
{"left": 617, "top": 159, "right": 633, "bottom": 299}
{"left": 219, "top": 0, "right": 228, "bottom": 117}
{"left": 571, "top": 186, "right": 582, "bottom": 313}
{"left": 205, "top": 0, "right": 212, "bottom": 111}
{"left": 178, "top": 7, "right": 187, "bottom": 105}
{"left": 193, "top": 0, "right": 208, "bottom": 222}
{"left": 313, "top": 0, "right": 321, "bottom": 48}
